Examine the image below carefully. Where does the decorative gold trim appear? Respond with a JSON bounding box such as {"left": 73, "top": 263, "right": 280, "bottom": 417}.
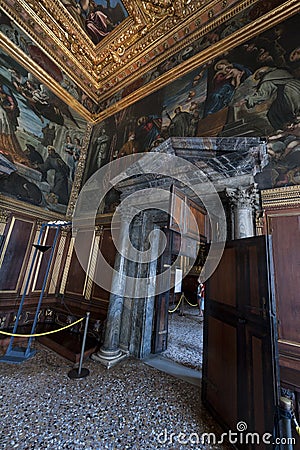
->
{"left": 1, "top": 0, "right": 298, "bottom": 124}
{"left": 0, "top": 195, "right": 65, "bottom": 222}
{"left": 94, "top": 0, "right": 300, "bottom": 123}
{"left": 278, "top": 339, "right": 300, "bottom": 349}
{"left": 0, "top": 33, "right": 94, "bottom": 120}
{"left": 0, "top": 216, "right": 36, "bottom": 294}
{"left": 261, "top": 186, "right": 300, "bottom": 209}
{"left": 0, "top": 207, "right": 10, "bottom": 224}
{"left": 59, "top": 236, "right": 75, "bottom": 294}
{"left": 66, "top": 122, "right": 93, "bottom": 219}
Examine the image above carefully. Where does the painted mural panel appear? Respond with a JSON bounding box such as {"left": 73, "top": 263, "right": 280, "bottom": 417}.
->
{"left": 0, "top": 10, "right": 98, "bottom": 113}
{"left": 61, "top": 0, "right": 128, "bottom": 45}
{"left": 86, "top": 13, "right": 300, "bottom": 195}
{"left": 96, "top": 0, "right": 285, "bottom": 111}
{"left": 0, "top": 48, "right": 88, "bottom": 212}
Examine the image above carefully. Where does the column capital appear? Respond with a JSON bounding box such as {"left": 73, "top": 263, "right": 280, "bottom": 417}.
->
{"left": 0, "top": 207, "right": 10, "bottom": 224}
{"left": 226, "top": 184, "right": 259, "bottom": 210}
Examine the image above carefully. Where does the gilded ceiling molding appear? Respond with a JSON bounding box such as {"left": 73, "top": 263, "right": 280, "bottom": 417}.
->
{"left": 0, "top": 0, "right": 98, "bottom": 101}
{"left": 94, "top": 0, "right": 255, "bottom": 100}
{"left": 0, "top": 0, "right": 238, "bottom": 97}
{"left": 0, "top": 0, "right": 298, "bottom": 122}
{"left": 141, "top": 0, "right": 176, "bottom": 22}
{"left": 93, "top": 0, "right": 300, "bottom": 124}
{"left": 0, "top": 32, "right": 93, "bottom": 122}
{"left": 261, "top": 186, "right": 300, "bottom": 210}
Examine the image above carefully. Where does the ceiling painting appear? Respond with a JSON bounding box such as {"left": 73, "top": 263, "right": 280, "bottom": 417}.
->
{"left": 61, "top": 1, "right": 128, "bottom": 45}
{"left": 0, "top": 0, "right": 298, "bottom": 124}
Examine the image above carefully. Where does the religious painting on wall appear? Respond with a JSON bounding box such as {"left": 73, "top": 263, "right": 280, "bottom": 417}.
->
{"left": 0, "top": 48, "right": 88, "bottom": 212}
{"left": 85, "top": 12, "right": 300, "bottom": 195}
{"left": 61, "top": 0, "right": 128, "bottom": 45}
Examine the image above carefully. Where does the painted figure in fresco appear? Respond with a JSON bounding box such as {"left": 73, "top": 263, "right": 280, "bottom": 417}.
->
{"left": 0, "top": 84, "right": 26, "bottom": 163}
{"left": 96, "top": 128, "right": 110, "bottom": 168}
{"left": 188, "top": 109, "right": 200, "bottom": 137}
{"left": 135, "top": 115, "right": 161, "bottom": 152}
{"left": 0, "top": 151, "right": 43, "bottom": 205}
{"left": 41, "top": 123, "right": 56, "bottom": 147}
{"left": 36, "top": 146, "right": 70, "bottom": 205}
{"left": 245, "top": 67, "right": 300, "bottom": 132}
{"left": 63, "top": 134, "right": 75, "bottom": 179}
{"left": 255, "top": 127, "right": 300, "bottom": 188}
{"left": 168, "top": 106, "right": 192, "bottom": 137}
{"left": 204, "top": 59, "right": 252, "bottom": 117}
{"left": 61, "top": 0, "right": 86, "bottom": 28}
{"left": 81, "top": 0, "right": 113, "bottom": 45}
{"left": 0, "top": 171, "right": 43, "bottom": 205}
{"left": 72, "top": 137, "right": 81, "bottom": 180}
{"left": 23, "top": 144, "right": 47, "bottom": 181}
{"left": 117, "top": 131, "right": 136, "bottom": 158}
{"left": 0, "top": 84, "right": 20, "bottom": 132}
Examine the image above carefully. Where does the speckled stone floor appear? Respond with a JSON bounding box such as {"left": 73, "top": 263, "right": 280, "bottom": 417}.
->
{"left": 0, "top": 342, "right": 232, "bottom": 450}
{"left": 163, "top": 303, "right": 203, "bottom": 371}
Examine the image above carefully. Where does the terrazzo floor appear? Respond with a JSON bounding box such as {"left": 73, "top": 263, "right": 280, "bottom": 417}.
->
{"left": 0, "top": 341, "right": 232, "bottom": 450}
{"left": 163, "top": 303, "right": 203, "bottom": 371}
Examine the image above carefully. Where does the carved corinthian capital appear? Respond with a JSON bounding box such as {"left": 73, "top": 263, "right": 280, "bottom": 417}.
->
{"left": 226, "top": 184, "right": 259, "bottom": 210}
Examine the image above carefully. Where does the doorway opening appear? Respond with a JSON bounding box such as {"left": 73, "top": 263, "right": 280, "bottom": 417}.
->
{"left": 162, "top": 275, "right": 204, "bottom": 373}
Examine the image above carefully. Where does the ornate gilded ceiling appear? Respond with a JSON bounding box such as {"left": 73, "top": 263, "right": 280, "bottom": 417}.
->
{"left": 0, "top": 0, "right": 298, "bottom": 123}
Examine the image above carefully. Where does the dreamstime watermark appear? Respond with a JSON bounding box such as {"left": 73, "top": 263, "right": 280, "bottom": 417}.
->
{"left": 156, "top": 421, "right": 296, "bottom": 446}
{"left": 72, "top": 153, "right": 227, "bottom": 298}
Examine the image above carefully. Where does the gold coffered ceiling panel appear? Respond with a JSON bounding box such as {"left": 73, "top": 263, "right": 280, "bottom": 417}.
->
{"left": 0, "top": 0, "right": 298, "bottom": 122}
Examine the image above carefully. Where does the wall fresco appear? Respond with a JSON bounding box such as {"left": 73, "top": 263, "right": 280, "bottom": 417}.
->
{"left": 0, "top": 48, "right": 88, "bottom": 212}
{"left": 0, "top": 10, "right": 98, "bottom": 113}
{"left": 86, "top": 13, "right": 300, "bottom": 193}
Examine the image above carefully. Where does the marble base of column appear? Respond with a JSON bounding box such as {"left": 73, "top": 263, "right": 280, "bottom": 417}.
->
{"left": 91, "top": 347, "right": 129, "bottom": 369}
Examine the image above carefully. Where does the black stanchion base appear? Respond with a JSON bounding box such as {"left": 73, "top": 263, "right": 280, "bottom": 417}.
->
{"left": 67, "top": 368, "right": 90, "bottom": 379}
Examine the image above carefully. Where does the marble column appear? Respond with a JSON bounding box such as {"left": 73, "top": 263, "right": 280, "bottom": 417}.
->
{"left": 126, "top": 211, "right": 160, "bottom": 359}
{"left": 91, "top": 213, "right": 131, "bottom": 368}
{"left": 226, "top": 184, "right": 259, "bottom": 239}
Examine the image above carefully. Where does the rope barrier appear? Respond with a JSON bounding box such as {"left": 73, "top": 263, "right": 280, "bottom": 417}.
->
{"left": 183, "top": 295, "right": 198, "bottom": 307}
{"left": 168, "top": 293, "right": 198, "bottom": 313}
{"left": 292, "top": 411, "right": 300, "bottom": 436}
{"left": 0, "top": 317, "right": 84, "bottom": 338}
{"left": 168, "top": 294, "right": 183, "bottom": 313}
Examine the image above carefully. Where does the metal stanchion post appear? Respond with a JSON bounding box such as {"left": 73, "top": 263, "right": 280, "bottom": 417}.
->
{"left": 68, "top": 312, "right": 90, "bottom": 379}
{"left": 279, "top": 396, "right": 294, "bottom": 450}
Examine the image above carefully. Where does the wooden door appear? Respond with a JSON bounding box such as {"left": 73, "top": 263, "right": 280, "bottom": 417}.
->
{"left": 266, "top": 211, "right": 300, "bottom": 390}
{"left": 152, "top": 229, "right": 172, "bottom": 353}
{"left": 202, "top": 236, "right": 279, "bottom": 448}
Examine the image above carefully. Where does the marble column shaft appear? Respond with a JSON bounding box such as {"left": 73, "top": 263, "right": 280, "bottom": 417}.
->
{"left": 226, "top": 184, "right": 259, "bottom": 239}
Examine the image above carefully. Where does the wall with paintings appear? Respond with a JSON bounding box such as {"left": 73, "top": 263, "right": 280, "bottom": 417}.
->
{"left": 85, "top": 13, "right": 300, "bottom": 198}
{"left": 0, "top": 46, "right": 89, "bottom": 213}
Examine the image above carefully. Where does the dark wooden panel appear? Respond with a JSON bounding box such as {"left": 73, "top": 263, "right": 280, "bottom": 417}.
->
{"left": 65, "top": 231, "right": 90, "bottom": 296}
{"left": 92, "top": 228, "right": 116, "bottom": 302}
{"left": 34, "top": 228, "right": 57, "bottom": 291}
{"left": 203, "top": 236, "right": 279, "bottom": 449}
{"left": 205, "top": 316, "right": 238, "bottom": 430}
{"left": 153, "top": 229, "right": 171, "bottom": 353}
{"left": 169, "top": 185, "right": 206, "bottom": 239}
{"left": 0, "top": 218, "right": 34, "bottom": 292}
{"left": 269, "top": 214, "right": 300, "bottom": 344}
{"left": 208, "top": 246, "right": 237, "bottom": 308}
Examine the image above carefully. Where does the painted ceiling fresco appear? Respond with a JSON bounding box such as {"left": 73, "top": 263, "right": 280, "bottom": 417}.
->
{"left": 1, "top": 0, "right": 297, "bottom": 122}
{"left": 61, "top": 1, "right": 128, "bottom": 45}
